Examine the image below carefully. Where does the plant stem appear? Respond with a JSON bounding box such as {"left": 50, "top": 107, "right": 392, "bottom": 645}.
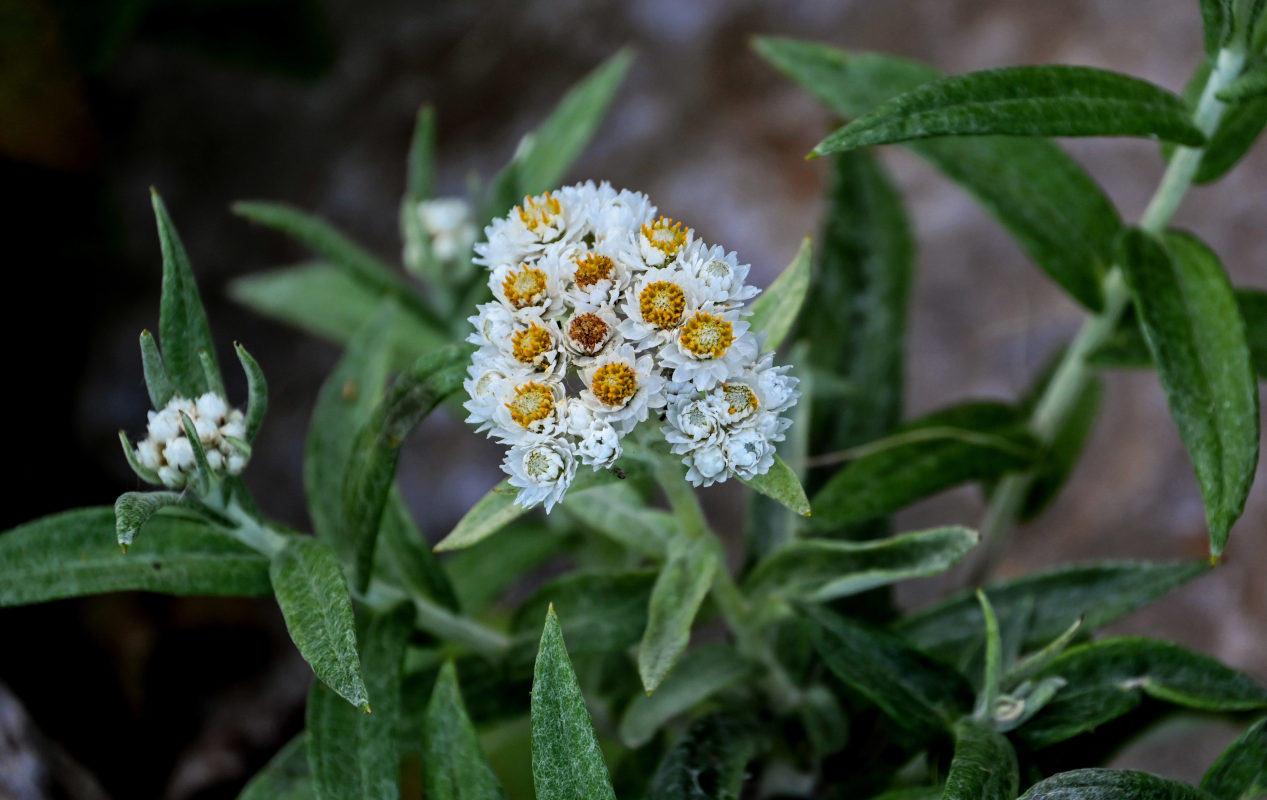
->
{"left": 972, "top": 46, "right": 1247, "bottom": 582}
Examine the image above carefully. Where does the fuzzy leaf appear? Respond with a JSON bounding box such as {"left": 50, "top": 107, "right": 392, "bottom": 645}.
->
{"left": 153, "top": 190, "right": 219, "bottom": 397}
{"left": 235, "top": 342, "right": 268, "bottom": 442}
{"left": 1118, "top": 230, "right": 1259, "bottom": 557}
{"left": 378, "top": 490, "right": 460, "bottom": 611}
{"left": 638, "top": 536, "right": 721, "bottom": 693}
{"left": 1216, "top": 62, "right": 1267, "bottom": 102}
{"left": 1201, "top": 715, "right": 1267, "bottom": 800}
{"left": 139, "top": 330, "right": 175, "bottom": 409}
{"left": 812, "top": 65, "right": 1204, "bottom": 156}
{"left": 896, "top": 561, "right": 1208, "bottom": 667}
{"left": 423, "top": 661, "right": 508, "bottom": 800}
{"left": 531, "top": 607, "right": 617, "bottom": 800}
{"left": 512, "top": 569, "right": 656, "bottom": 657}
{"left": 1203, "top": 0, "right": 1234, "bottom": 54}
{"left": 270, "top": 537, "right": 369, "bottom": 709}
{"left": 755, "top": 38, "right": 1119, "bottom": 310}
{"left": 0, "top": 507, "right": 271, "bottom": 605}
{"left": 942, "top": 717, "right": 1017, "bottom": 800}
{"left": 113, "top": 491, "right": 187, "bottom": 551}
{"left": 238, "top": 735, "right": 311, "bottom": 800}
{"left": 1197, "top": 94, "right": 1267, "bottom": 183}
{"left": 1017, "top": 637, "right": 1267, "bottom": 748}
{"left": 747, "top": 236, "right": 812, "bottom": 351}
{"left": 407, "top": 105, "right": 436, "bottom": 204}
{"left": 645, "top": 713, "right": 763, "bottom": 800}
{"left": 560, "top": 483, "right": 671, "bottom": 558}
{"left": 745, "top": 526, "right": 978, "bottom": 605}
{"left": 739, "top": 454, "right": 811, "bottom": 516}
{"left": 619, "top": 644, "right": 755, "bottom": 748}
{"left": 444, "top": 520, "right": 568, "bottom": 613}
{"left": 1021, "top": 769, "right": 1217, "bottom": 799}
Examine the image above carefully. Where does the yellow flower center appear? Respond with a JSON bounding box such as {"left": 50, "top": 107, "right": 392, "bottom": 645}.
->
{"left": 573, "top": 253, "right": 616, "bottom": 288}
{"left": 517, "top": 192, "right": 562, "bottom": 233}
{"left": 721, "top": 382, "right": 758, "bottom": 415}
{"left": 638, "top": 281, "right": 686, "bottom": 329}
{"left": 642, "top": 216, "right": 688, "bottom": 260}
{"left": 511, "top": 322, "right": 553, "bottom": 366}
{"left": 567, "top": 313, "right": 610, "bottom": 354}
{"left": 679, "top": 311, "right": 734, "bottom": 359}
{"left": 502, "top": 264, "right": 548, "bottom": 309}
{"left": 591, "top": 363, "right": 638, "bottom": 407}
{"left": 506, "top": 381, "right": 555, "bottom": 427}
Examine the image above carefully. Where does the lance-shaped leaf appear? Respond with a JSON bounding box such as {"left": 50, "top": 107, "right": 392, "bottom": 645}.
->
{"left": 378, "top": 490, "right": 460, "bottom": 611}
{"left": 745, "top": 346, "right": 812, "bottom": 560}
{"left": 270, "top": 537, "right": 369, "bottom": 709}
{"left": 229, "top": 264, "right": 446, "bottom": 368}
{"left": 812, "top": 65, "right": 1204, "bottom": 157}
{"left": 235, "top": 343, "right": 268, "bottom": 442}
{"left": 114, "top": 491, "right": 187, "bottom": 551}
{"left": 305, "top": 605, "right": 412, "bottom": 800}
{"left": 896, "top": 561, "right": 1208, "bottom": 666}
{"left": 1202, "top": 0, "right": 1234, "bottom": 54}
{"left": 531, "top": 607, "right": 617, "bottom": 800}
{"left": 943, "top": 718, "right": 1017, "bottom": 800}
{"left": 239, "top": 735, "right": 311, "bottom": 800}
{"left": 1217, "top": 62, "right": 1267, "bottom": 102}
{"left": 638, "top": 535, "right": 721, "bottom": 692}
{"left": 810, "top": 402, "right": 1037, "bottom": 529}
{"left": 342, "top": 347, "right": 466, "bottom": 591}
{"left": 179, "top": 412, "right": 216, "bottom": 495}
{"left": 560, "top": 483, "right": 670, "bottom": 558}
{"left": 745, "top": 526, "right": 978, "bottom": 607}
{"left": 512, "top": 569, "right": 656, "bottom": 659}
{"left": 754, "top": 38, "right": 1119, "bottom": 310}
{"left": 1021, "top": 769, "right": 1217, "bottom": 800}
{"left": 139, "top": 330, "right": 174, "bottom": 409}
{"left": 153, "top": 190, "right": 220, "bottom": 397}
{"left": 645, "top": 713, "right": 763, "bottom": 800}
{"left": 747, "top": 236, "right": 812, "bottom": 352}
{"left": 1201, "top": 715, "right": 1267, "bottom": 800}
{"left": 0, "top": 507, "right": 271, "bottom": 605}
{"left": 444, "top": 519, "right": 568, "bottom": 613}
{"left": 1196, "top": 93, "right": 1267, "bottom": 183}
{"left": 619, "top": 644, "right": 755, "bottom": 748}
{"left": 423, "top": 661, "right": 508, "bottom": 800}
{"left": 1118, "top": 230, "right": 1259, "bottom": 558}
{"left": 739, "top": 454, "right": 811, "bottom": 517}
{"left": 802, "top": 603, "right": 971, "bottom": 743}
{"left": 407, "top": 105, "right": 436, "bottom": 204}
{"left": 1016, "top": 637, "right": 1267, "bottom": 748}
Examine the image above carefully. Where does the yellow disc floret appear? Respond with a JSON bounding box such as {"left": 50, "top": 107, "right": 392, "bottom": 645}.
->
{"left": 573, "top": 253, "right": 616, "bottom": 288}
{"left": 642, "top": 216, "right": 688, "bottom": 260}
{"left": 591, "top": 363, "right": 638, "bottom": 407}
{"left": 679, "top": 311, "right": 734, "bottom": 359}
{"left": 502, "top": 264, "right": 548, "bottom": 309}
{"left": 721, "top": 382, "right": 758, "bottom": 415}
{"left": 639, "top": 281, "right": 686, "bottom": 329}
{"left": 517, "top": 192, "right": 562, "bottom": 233}
{"left": 568, "top": 313, "right": 610, "bottom": 353}
{"left": 506, "top": 381, "right": 555, "bottom": 427}
{"left": 511, "top": 321, "right": 553, "bottom": 366}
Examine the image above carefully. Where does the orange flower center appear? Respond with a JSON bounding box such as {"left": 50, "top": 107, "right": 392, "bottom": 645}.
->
{"left": 642, "top": 216, "right": 688, "bottom": 260}
{"left": 506, "top": 382, "right": 555, "bottom": 427}
{"left": 591, "top": 363, "right": 638, "bottom": 407}
{"left": 511, "top": 322, "right": 553, "bottom": 366}
{"left": 679, "top": 311, "right": 734, "bottom": 359}
{"left": 517, "top": 192, "right": 562, "bottom": 233}
{"left": 721, "top": 382, "right": 758, "bottom": 415}
{"left": 502, "top": 265, "right": 548, "bottom": 309}
{"left": 638, "top": 281, "right": 686, "bottom": 329}
{"left": 568, "top": 313, "right": 610, "bottom": 354}
{"left": 573, "top": 253, "right": 616, "bottom": 289}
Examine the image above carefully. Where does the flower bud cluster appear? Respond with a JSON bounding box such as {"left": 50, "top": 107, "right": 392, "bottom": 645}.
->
{"left": 464, "top": 181, "right": 798, "bottom": 511}
{"left": 134, "top": 393, "right": 248, "bottom": 488}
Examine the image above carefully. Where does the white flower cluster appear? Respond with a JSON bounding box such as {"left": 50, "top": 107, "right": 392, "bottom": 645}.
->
{"left": 464, "top": 182, "right": 798, "bottom": 512}
{"left": 412, "top": 198, "right": 476, "bottom": 264}
{"left": 134, "top": 393, "right": 248, "bottom": 488}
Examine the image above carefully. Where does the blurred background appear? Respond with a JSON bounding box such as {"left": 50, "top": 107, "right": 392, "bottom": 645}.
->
{"left": 1, "top": 0, "right": 1264, "bottom": 797}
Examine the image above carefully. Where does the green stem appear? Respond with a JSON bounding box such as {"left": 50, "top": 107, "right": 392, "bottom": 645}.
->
{"left": 973, "top": 47, "right": 1247, "bottom": 581}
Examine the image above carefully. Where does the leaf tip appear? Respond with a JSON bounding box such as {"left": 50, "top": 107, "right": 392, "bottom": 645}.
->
{"left": 119, "top": 544, "right": 128, "bottom": 554}
{"left": 362, "top": 704, "right": 372, "bottom": 714}
{"left": 1209, "top": 552, "right": 1222, "bottom": 567}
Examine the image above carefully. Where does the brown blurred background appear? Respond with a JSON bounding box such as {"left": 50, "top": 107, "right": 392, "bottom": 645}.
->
{"left": 1, "top": 0, "right": 1264, "bottom": 797}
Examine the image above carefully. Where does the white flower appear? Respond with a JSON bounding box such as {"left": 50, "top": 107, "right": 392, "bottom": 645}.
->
{"left": 684, "top": 442, "right": 730, "bottom": 487}
{"left": 618, "top": 266, "right": 702, "bottom": 350}
{"left": 663, "top": 394, "right": 728, "bottom": 454}
{"left": 475, "top": 190, "right": 586, "bottom": 269}
{"left": 639, "top": 215, "right": 693, "bottom": 268}
{"left": 489, "top": 256, "right": 565, "bottom": 319}
{"left": 563, "top": 401, "right": 623, "bottom": 469}
{"left": 722, "top": 426, "right": 777, "bottom": 481}
{"left": 578, "top": 342, "right": 666, "bottom": 434}
{"left": 657, "top": 314, "right": 757, "bottom": 391}
{"left": 562, "top": 236, "right": 640, "bottom": 307}
{"left": 587, "top": 184, "right": 656, "bottom": 244}
{"left": 416, "top": 198, "right": 475, "bottom": 263}
{"left": 133, "top": 392, "right": 249, "bottom": 488}
{"left": 499, "top": 316, "right": 568, "bottom": 378}
{"left": 463, "top": 361, "right": 529, "bottom": 433}
{"left": 560, "top": 303, "right": 621, "bottom": 360}
{"left": 491, "top": 377, "right": 566, "bottom": 443}
{"left": 680, "top": 240, "right": 760, "bottom": 308}
{"left": 503, "top": 435, "right": 577, "bottom": 512}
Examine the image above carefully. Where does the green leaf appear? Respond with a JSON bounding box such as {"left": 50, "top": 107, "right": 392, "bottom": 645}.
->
{"left": 812, "top": 65, "right": 1204, "bottom": 157}
{"left": 744, "top": 526, "right": 979, "bottom": 606}
{"left": 1216, "top": 62, "right": 1267, "bottom": 102}
{"left": 1017, "top": 637, "right": 1267, "bottom": 748}
{"left": 444, "top": 519, "right": 568, "bottom": 613}
{"left": 378, "top": 490, "right": 460, "bottom": 611}
{"left": 238, "top": 735, "right": 311, "bottom": 800}
{"left": 515, "top": 49, "right": 633, "bottom": 196}
{"left": 975, "top": 591, "right": 1003, "bottom": 720}
{"left": 644, "top": 713, "right": 763, "bottom": 800}
{"left": 179, "top": 411, "right": 216, "bottom": 495}
{"left": 232, "top": 200, "right": 445, "bottom": 331}
{"left": 229, "top": 264, "right": 445, "bottom": 368}
{"left": 802, "top": 602, "right": 971, "bottom": 742}
{"left": 531, "top": 607, "right": 617, "bottom": 800}
{"left": 745, "top": 347, "right": 813, "bottom": 559}
{"left": 342, "top": 347, "right": 466, "bottom": 591}
{"left": 512, "top": 569, "right": 656, "bottom": 657}
{"left": 305, "top": 301, "right": 395, "bottom": 555}
{"left": 560, "top": 483, "right": 671, "bottom": 558}
{"left": 739, "top": 454, "right": 811, "bottom": 516}
{"left": 1118, "top": 230, "right": 1259, "bottom": 557}
{"left": 1203, "top": 0, "right": 1234, "bottom": 54}
{"left": 619, "top": 644, "right": 754, "bottom": 748}
{"left": 1195, "top": 94, "right": 1267, "bottom": 183}
{"left": 153, "top": 189, "right": 219, "bottom": 397}
{"left": 1018, "top": 373, "right": 1103, "bottom": 520}
{"left": 896, "top": 561, "right": 1208, "bottom": 667}
{"left": 114, "top": 491, "right": 186, "bottom": 551}
{"left": 638, "top": 536, "right": 721, "bottom": 693}
{"left": 270, "top": 537, "right": 369, "bottom": 709}
{"left": 235, "top": 342, "right": 268, "bottom": 442}
{"left": 199, "top": 347, "right": 226, "bottom": 397}
{"left": 810, "top": 402, "right": 1037, "bottom": 529}
{"left": 1021, "top": 768, "right": 1217, "bottom": 799}
{"left": 0, "top": 507, "right": 271, "bottom": 605}
{"left": 754, "top": 39, "right": 1119, "bottom": 310}
{"left": 1201, "top": 716, "right": 1267, "bottom": 800}
{"left": 305, "top": 604, "right": 412, "bottom": 800}
{"left": 407, "top": 105, "right": 436, "bottom": 204}
{"left": 942, "top": 717, "right": 1017, "bottom": 800}
{"left": 423, "top": 661, "right": 508, "bottom": 800}
{"left": 747, "top": 236, "right": 812, "bottom": 351}
{"left": 139, "top": 330, "right": 175, "bottom": 409}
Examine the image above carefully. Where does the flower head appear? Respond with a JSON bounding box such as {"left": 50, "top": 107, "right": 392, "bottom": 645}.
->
{"left": 134, "top": 392, "right": 249, "bottom": 488}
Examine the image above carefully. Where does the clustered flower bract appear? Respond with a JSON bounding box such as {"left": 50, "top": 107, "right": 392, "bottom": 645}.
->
{"left": 134, "top": 392, "right": 249, "bottom": 488}
{"left": 464, "top": 182, "right": 798, "bottom": 511}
